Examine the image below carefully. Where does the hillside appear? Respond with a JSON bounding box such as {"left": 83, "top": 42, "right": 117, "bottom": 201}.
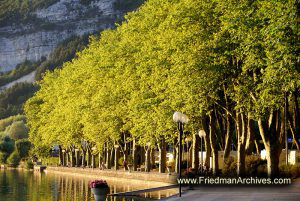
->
{"left": 0, "top": 0, "right": 144, "bottom": 72}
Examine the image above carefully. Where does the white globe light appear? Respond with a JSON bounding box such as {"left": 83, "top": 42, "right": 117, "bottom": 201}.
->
{"left": 173, "top": 112, "right": 181, "bottom": 122}
{"left": 173, "top": 112, "right": 189, "bottom": 124}
{"left": 198, "top": 130, "right": 206, "bottom": 137}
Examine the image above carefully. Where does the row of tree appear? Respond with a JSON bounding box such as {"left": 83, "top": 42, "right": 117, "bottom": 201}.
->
{"left": 25, "top": 0, "right": 299, "bottom": 177}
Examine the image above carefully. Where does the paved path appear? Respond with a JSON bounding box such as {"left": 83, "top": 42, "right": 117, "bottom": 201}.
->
{"left": 164, "top": 179, "right": 300, "bottom": 201}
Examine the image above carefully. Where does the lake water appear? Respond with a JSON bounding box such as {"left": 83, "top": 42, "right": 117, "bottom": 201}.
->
{"left": 0, "top": 169, "right": 177, "bottom": 201}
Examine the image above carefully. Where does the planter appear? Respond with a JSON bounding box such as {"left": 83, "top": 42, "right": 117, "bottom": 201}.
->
{"left": 91, "top": 187, "right": 110, "bottom": 201}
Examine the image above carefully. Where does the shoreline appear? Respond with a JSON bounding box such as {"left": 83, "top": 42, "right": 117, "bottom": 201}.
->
{"left": 45, "top": 166, "right": 177, "bottom": 186}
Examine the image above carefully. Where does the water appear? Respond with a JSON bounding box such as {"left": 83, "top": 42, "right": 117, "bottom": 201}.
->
{"left": 0, "top": 170, "right": 177, "bottom": 201}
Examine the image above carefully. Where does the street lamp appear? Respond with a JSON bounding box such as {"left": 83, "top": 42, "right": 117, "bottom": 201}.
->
{"left": 173, "top": 112, "right": 189, "bottom": 197}
{"left": 198, "top": 130, "right": 206, "bottom": 174}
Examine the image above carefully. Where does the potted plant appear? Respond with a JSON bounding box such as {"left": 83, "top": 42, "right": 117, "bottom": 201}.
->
{"left": 89, "top": 180, "right": 110, "bottom": 201}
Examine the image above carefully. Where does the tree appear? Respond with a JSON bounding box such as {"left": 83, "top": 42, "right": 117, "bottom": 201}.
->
{"left": 15, "top": 139, "right": 32, "bottom": 159}
{"left": 5, "top": 120, "right": 28, "bottom": 140}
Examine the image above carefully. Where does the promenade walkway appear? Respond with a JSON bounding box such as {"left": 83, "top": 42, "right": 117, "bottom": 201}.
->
{"left": 164, "top": 178, "right": 300, "bottom": 201}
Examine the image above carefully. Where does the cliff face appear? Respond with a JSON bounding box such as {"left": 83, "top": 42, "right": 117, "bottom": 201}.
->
{"left": 0, "top": 0, "right": 122, "bottom": 72}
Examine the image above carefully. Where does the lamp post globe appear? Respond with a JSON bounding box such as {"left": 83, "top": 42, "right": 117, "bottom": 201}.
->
{"left": 198, "top": 130, "right": 206, "bottom": 174}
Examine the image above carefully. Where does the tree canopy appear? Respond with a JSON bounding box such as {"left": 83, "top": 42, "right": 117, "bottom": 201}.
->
{"left": 25, "top": 0, "right": 299, "bottom": 176}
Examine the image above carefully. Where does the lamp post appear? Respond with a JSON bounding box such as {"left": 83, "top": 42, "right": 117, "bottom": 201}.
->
{"left": 173, "top": 112, "right": 189, "bottom": 197}
{"left": 198, "top": 130, "right": 206, "bottom": 174}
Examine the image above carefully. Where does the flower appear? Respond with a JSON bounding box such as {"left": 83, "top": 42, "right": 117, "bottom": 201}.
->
{"left": 89, "top": 180, "right": 109, "bottom": 188}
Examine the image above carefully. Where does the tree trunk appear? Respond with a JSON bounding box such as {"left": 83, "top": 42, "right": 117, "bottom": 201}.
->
{"left": 140, "top": 147, "right": 145, "bottom": 166}
{"left": 62, "top": 150, "right": 66, "bottom": 166}
{"left": 58, "top": 145, "right": 63, "bottom": 166}
{"left": 87, "top": 149, "right": 91, "bottom": 167}
{"left": 158, "top": 139, "right": 166, "bottom": 173}
{"left": 75, "top": 149, "right": 80, "bottom": 167}
{"left": 123, "top": 133, "right": 129, "bottom": 170}
{"left": 236, "top": 112, "right": 247, "bottom": 176}
{"left": 110, "top": 148, "right": 114, "bottom": 168}
{"left": 287, "top": 108, "right": 300, "bottom": 150}
{"left": 81, "top": 150, "right": 86, "bottom": 167}
{"left": 258, "top": 110, "right": 282, "bottom": 178}
{"left": 245, "top": 118, "right": 255, "bottom": 154}
{"left": 223, "top": 113, "right": 234, "bottom": 161}
{"left": 145, "top": 147, "right": 151, "bottom": 172}
{"left": 266, "top": 146, "right": 280, "bottom": 178}
{"left": 151, "top": 148, "right": 155, "bottom": 169}
{"left": 106, "top": 147, "right": 111, "bottom": 169}
{"left": 209, "top": 111, "right": 218, "bottom": 175}
{"left": 254, "top": 139, "right": 260, "bottom": 154}
{"left": 98, "top": 152, "right": 102, "bottom": 169}
{"left": 114, "top": 146, "right": 119, "bottom": 170}
{"left": 92, "top": 154, "right": 96, "bottom": 168}
{"left": 132, "top": 138, "right": 138, "bottom": 171}
{"left": 192, "top": 132, "right": 200, "bottom": 169}
{"left": 71, "top": 149, "right": 76, "bottom": 167}
{"left": 66, "top": 151, "right": 70, "bottom": 167}
{"left": 202, "top": 116, "right": 212, "bottom": 169}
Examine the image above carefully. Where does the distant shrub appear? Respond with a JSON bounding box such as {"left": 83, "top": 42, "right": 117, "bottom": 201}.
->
{"left": 5, "top": 120, "right": 28, "bottom": 140}
{"left": 280, "top": 164, "right": 300, "bottom": 178}
{"left": 222, "top": 156, "right": 237, "bottom": 177}
{"left": 245, "top": 155, "right": 266, "bottom": 176}
{"left": 257, "top": 164, "right": 268, "bottom": 177}
{"left": 40, "top": 157, "right": 59, "bottom": 166}
{"left": 0, "top": 136, "right": 15, "bottom": 155}
{"left": 25, "top": 160, "right": 34, "bottom": 169}
{"left": 0, "top": 115, "right": 26, "bottom": 132}
{"left": 15, "top": 139, "right": 32, "bottom": 159}
{"left": 0, "top": 152, "right": 8, "bottom": 163}
{"left": 118, "top": 155, "right": 133, "bottom": 166}
{"left": 7, "top": 151, "right": 21, "bottom": 167}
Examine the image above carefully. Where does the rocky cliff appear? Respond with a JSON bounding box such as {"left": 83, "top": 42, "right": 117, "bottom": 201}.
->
{"left": 0, "top": 0, "right": 127, "bottom": 72}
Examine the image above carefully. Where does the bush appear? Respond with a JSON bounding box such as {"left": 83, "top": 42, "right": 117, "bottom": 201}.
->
{"left": 25, "top": 160, "right": 34, "bottom": 169}
{"left": 257, "top": 164, "right": 268, "bottom": 177}
{"left": 0, "top": 136, "right": 15, "bottom": 154}
{"left": 15, "top": 139, "right": 31, "bottom": 158}
{"left": 5, "top": 120, "right": 28, "bottom": 140}
{"left": 0, "top": 152, "right": 8, "bottom": 163}
{"left": 245, "top": 155, "right": 267, "bottom": 176}
{"left": 40, "top": 157, "right": 59, "bottom": 166}
{"left": 222, "top": 156, "right": 237, "bottom": 177}
{"left": 118, "top": 155, "right": 133, "bottom": 166}
{"left": 0, "top": 115, "right": 26, "bottom": 132}
{"left": 7, "top": 151, "right": 21, "bottom": 167}
{"left": 280, "top": 164, "right": 300, "bottom": 178}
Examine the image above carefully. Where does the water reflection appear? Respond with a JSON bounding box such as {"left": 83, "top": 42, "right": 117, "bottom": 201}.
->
{"left": 0, "top": 170, "right": 177, "bottom": 201}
